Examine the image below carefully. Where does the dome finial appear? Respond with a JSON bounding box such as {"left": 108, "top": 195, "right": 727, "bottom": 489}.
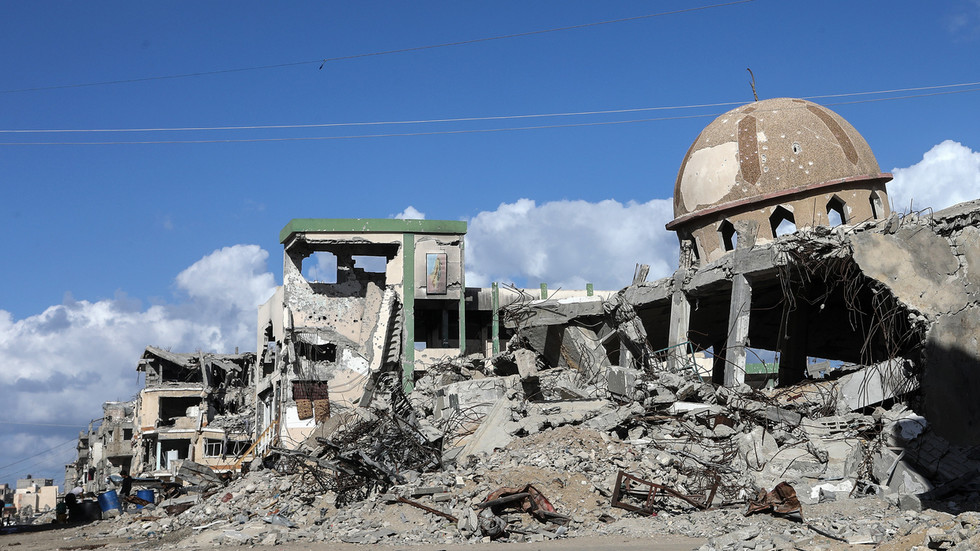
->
{"left": 747, "top": 68, "right": 758, "bottom": 102}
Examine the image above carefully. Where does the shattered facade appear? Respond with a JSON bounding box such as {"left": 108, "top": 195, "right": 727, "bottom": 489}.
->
{"left": 254, "top": 219, "right": 604, "bottom": 457}
{"left": 131, "top": 346, "right": 256, "bottom": 477}
{"left": 64, "top": 402, "right": 135, "bottom": 494}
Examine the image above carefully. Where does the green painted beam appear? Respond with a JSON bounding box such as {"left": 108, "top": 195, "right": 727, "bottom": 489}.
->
{"left": 458, "top": 237, "right": 466, "bottom": 355}
{"left": 280, "top": 218, "right": 467, "bottom": 243}
{"left": 402, "top": 233, "right": 416, "bottom": 394}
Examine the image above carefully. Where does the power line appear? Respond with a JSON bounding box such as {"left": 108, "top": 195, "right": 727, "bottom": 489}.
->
{"left": 0, "top": 101, "right": 746, "bottom": 134}
{"left": 1, "top": 86, "right": 977, "bottom": 146}
{"left": 0, "top": 439, "right": 76, "bottom": 474}
{"left": 2, "top": 80, "right": 978, "bottom": 136}
{"left": 0, "top": 114, "right": 713, "bottom": 145}
{"left": 0, "top": 421, "right": 87, "bottom": 428}
{"left": 0, "top": 1, "right": 755, "bottom": 95}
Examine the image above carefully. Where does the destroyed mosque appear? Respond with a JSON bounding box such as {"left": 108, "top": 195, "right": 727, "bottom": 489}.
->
{"left": 63, "top": 98, "right": 980, "bottom": 544}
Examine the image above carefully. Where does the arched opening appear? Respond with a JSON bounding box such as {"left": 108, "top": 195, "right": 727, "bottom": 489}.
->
{"left": 770, "top": 206, "right": 796, "bottom": 237}
{"left": 870, "top": 191, "right": 884, "bottom": 219}
{"left": 719, "top": 220, "right": 737, "bottom": 251}
{"left": 680, "top": 235, "right": 701, "bottom": 268}
{"left": 826, "top": 196, "right": 847, "bottom": 226}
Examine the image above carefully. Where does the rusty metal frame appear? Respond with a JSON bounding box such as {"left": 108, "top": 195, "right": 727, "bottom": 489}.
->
{"left": 611, "top": 470, "right": 717, "bottom": 516}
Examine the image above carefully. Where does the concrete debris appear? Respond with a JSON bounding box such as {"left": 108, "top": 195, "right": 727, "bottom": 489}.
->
{"left": 56, "top": 200, "right": 980, "bottom": 548}
{"left": 55, "top": 344, "right": 980, "bottom": 549}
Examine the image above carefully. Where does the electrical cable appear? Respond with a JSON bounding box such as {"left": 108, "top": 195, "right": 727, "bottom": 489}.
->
{"left": 0, "top": 1, "right": 755, "bottom": 95}
{"left": 0, "top": 85, "right": 977, "bottom": 147}
{"left": 0, "top": 422, "right": 88, "bottom": 428}
{"left": 0, "top": 438, "right": 77, "bottom": 473}
{"left": 3, "top": 80, "right": 979, "bottom": 135}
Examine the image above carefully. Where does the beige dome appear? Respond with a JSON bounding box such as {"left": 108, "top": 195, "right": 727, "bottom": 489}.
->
{"left": 667, "top": 98, "right": 890, "bottom": 230}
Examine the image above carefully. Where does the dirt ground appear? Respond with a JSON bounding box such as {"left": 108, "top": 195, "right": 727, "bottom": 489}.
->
{"left": 0, "top": 522, "right": 705, "bottom": 551}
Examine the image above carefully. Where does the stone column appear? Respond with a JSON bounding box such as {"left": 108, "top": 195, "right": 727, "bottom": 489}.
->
{"left": 667, "top": 290, "right": 691, "bottom": 372}
{"left": 724, "top": 274, "right": 752, "bottom": 387}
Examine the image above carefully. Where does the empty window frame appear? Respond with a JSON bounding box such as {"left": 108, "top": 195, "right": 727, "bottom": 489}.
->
{"left": 719, "top": 220, "right": 737, "bottom": 251}
{"left": 870, "top": 191, "right": 884, "bottom": 219}
{"left": 826, "top": 195, "right": 847, "bottom": 226}
{"left": 770, "top": 206, "right": 796, "bottom": 237}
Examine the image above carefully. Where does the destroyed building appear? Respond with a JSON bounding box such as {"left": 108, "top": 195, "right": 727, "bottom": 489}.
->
{"left": 86, "top": 402, "right": 135, "bottom": 487}
{"left": 51, "top": 98, "right": 980, "bottom": 549}
{"left": 131, "top": 346, "right": 256, "bottom": 476}
{"left": 64, "top": 402, "right": 134, "bottom": 494}
{"left": 254, "top": 219, "right": 605, "bottom": 456}
{"left": 64, "top": 429, "right": 91, "bottom": 492}
{"left": 12, "top": 475, "right": 56, "bottom": 516}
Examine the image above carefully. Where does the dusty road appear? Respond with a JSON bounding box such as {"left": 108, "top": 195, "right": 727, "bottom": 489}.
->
{"left": 1, "top": 522, "right": 705, "bottom": 551}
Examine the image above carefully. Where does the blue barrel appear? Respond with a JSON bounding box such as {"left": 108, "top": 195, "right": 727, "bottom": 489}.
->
{"left": 136, "top": 489, "right": 154, "bottom": 509}
{"left": 98, "top": 490, "right": 120, "bottom": 513}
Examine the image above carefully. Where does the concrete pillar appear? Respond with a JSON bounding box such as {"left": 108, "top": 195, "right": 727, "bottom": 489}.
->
{"left": 667, "top": 290, "right": 691, "bottom": 372}
{"left": 491, "top": 282, "right": 500, "bottom": 354}
{"left": 619, "top": 339, "right": 634, "bottom": 369}
{"left": 778, "top": 301, "right": 809, "bottom": 386}
{"left": 724, "top": 274, "right": 752, "bottom": 387}
{"left": 440, "top": 308, "right": 450, "bottom": 348}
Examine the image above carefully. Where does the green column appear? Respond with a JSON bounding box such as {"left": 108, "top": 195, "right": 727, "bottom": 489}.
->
{"left": 402, "top": 233, "right": 416, "bottom": 394}
{"left": 458, "top": 236, "right": 466, "bottom": 355}
{"left": 540, "top": 283, "right": 548, "bottom": 299}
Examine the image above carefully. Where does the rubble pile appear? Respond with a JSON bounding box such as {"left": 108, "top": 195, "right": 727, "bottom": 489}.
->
{"left": 70, "top": 332, "right": 980, "bottom": 549}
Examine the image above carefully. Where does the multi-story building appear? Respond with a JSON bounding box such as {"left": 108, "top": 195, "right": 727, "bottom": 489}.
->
{"left": 13, "top": 476, "right": 57, "bottom": 515}
{"left": 254, "top": 219, "right": 607, "bottom": 453}
{"left": 131, "top": 346, "right": 255, "bottom": 478}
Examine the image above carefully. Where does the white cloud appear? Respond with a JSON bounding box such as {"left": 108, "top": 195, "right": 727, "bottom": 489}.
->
{"left": 393, "top": 206, "right": 426, "bottom": 220}
{"left": 465, "top": 198, "right": 678, "bottom": 291}
{"left": 176, "top": 244, "right": 276, "bottom": 313}
{"left": 0, "top": 244, "right": 278, "bottom": 484}
{"left": 947, "top": 0, "right": 980, "bottom": 40}
{"left": 889, "top": 140, "right": 980, "bottom": 212}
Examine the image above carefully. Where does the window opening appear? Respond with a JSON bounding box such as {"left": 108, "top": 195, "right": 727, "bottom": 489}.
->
{"left": 352, "top": 255, "right": 386, "bottom": 273}
{"left": 158, "top": 396, "right": 201, "bottom": 427}
{"left": 826, "top": 196, "right": 847, "bottom": 226}
{"left": 769, "top": 206, "right": 796, "bottom": 237}
{"left": 203, "top": 439, "right": 223, "bottom": 457}
{"left": 870, "top": 191, "right": 884, "bottom": 219}
{"left": 719, "top": 220, "right": 737, "bottom": 251}
{"left": 301, "top": 251, "right": 337, "bottom": 283}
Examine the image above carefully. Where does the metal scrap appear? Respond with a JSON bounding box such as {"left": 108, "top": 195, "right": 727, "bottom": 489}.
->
{"left": 745, "top": 481, "right": 803, "bottom": 521}
{"left": 611, "top": 470, "right": 717, "bottom": 516}
{"left": 395, "top": 496, "right": 458, "bottom": 523}
{"left": 478, "top": 484, "right": 567, "bottom": 524}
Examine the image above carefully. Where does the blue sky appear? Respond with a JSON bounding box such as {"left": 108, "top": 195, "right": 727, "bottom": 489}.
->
{"left": 1, "top": 1, "right": 979, "bottom": 488}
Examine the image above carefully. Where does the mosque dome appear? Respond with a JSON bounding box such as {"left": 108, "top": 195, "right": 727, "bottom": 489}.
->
{"left": 667, "top": 98, "right": 891, "bottom": 231}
